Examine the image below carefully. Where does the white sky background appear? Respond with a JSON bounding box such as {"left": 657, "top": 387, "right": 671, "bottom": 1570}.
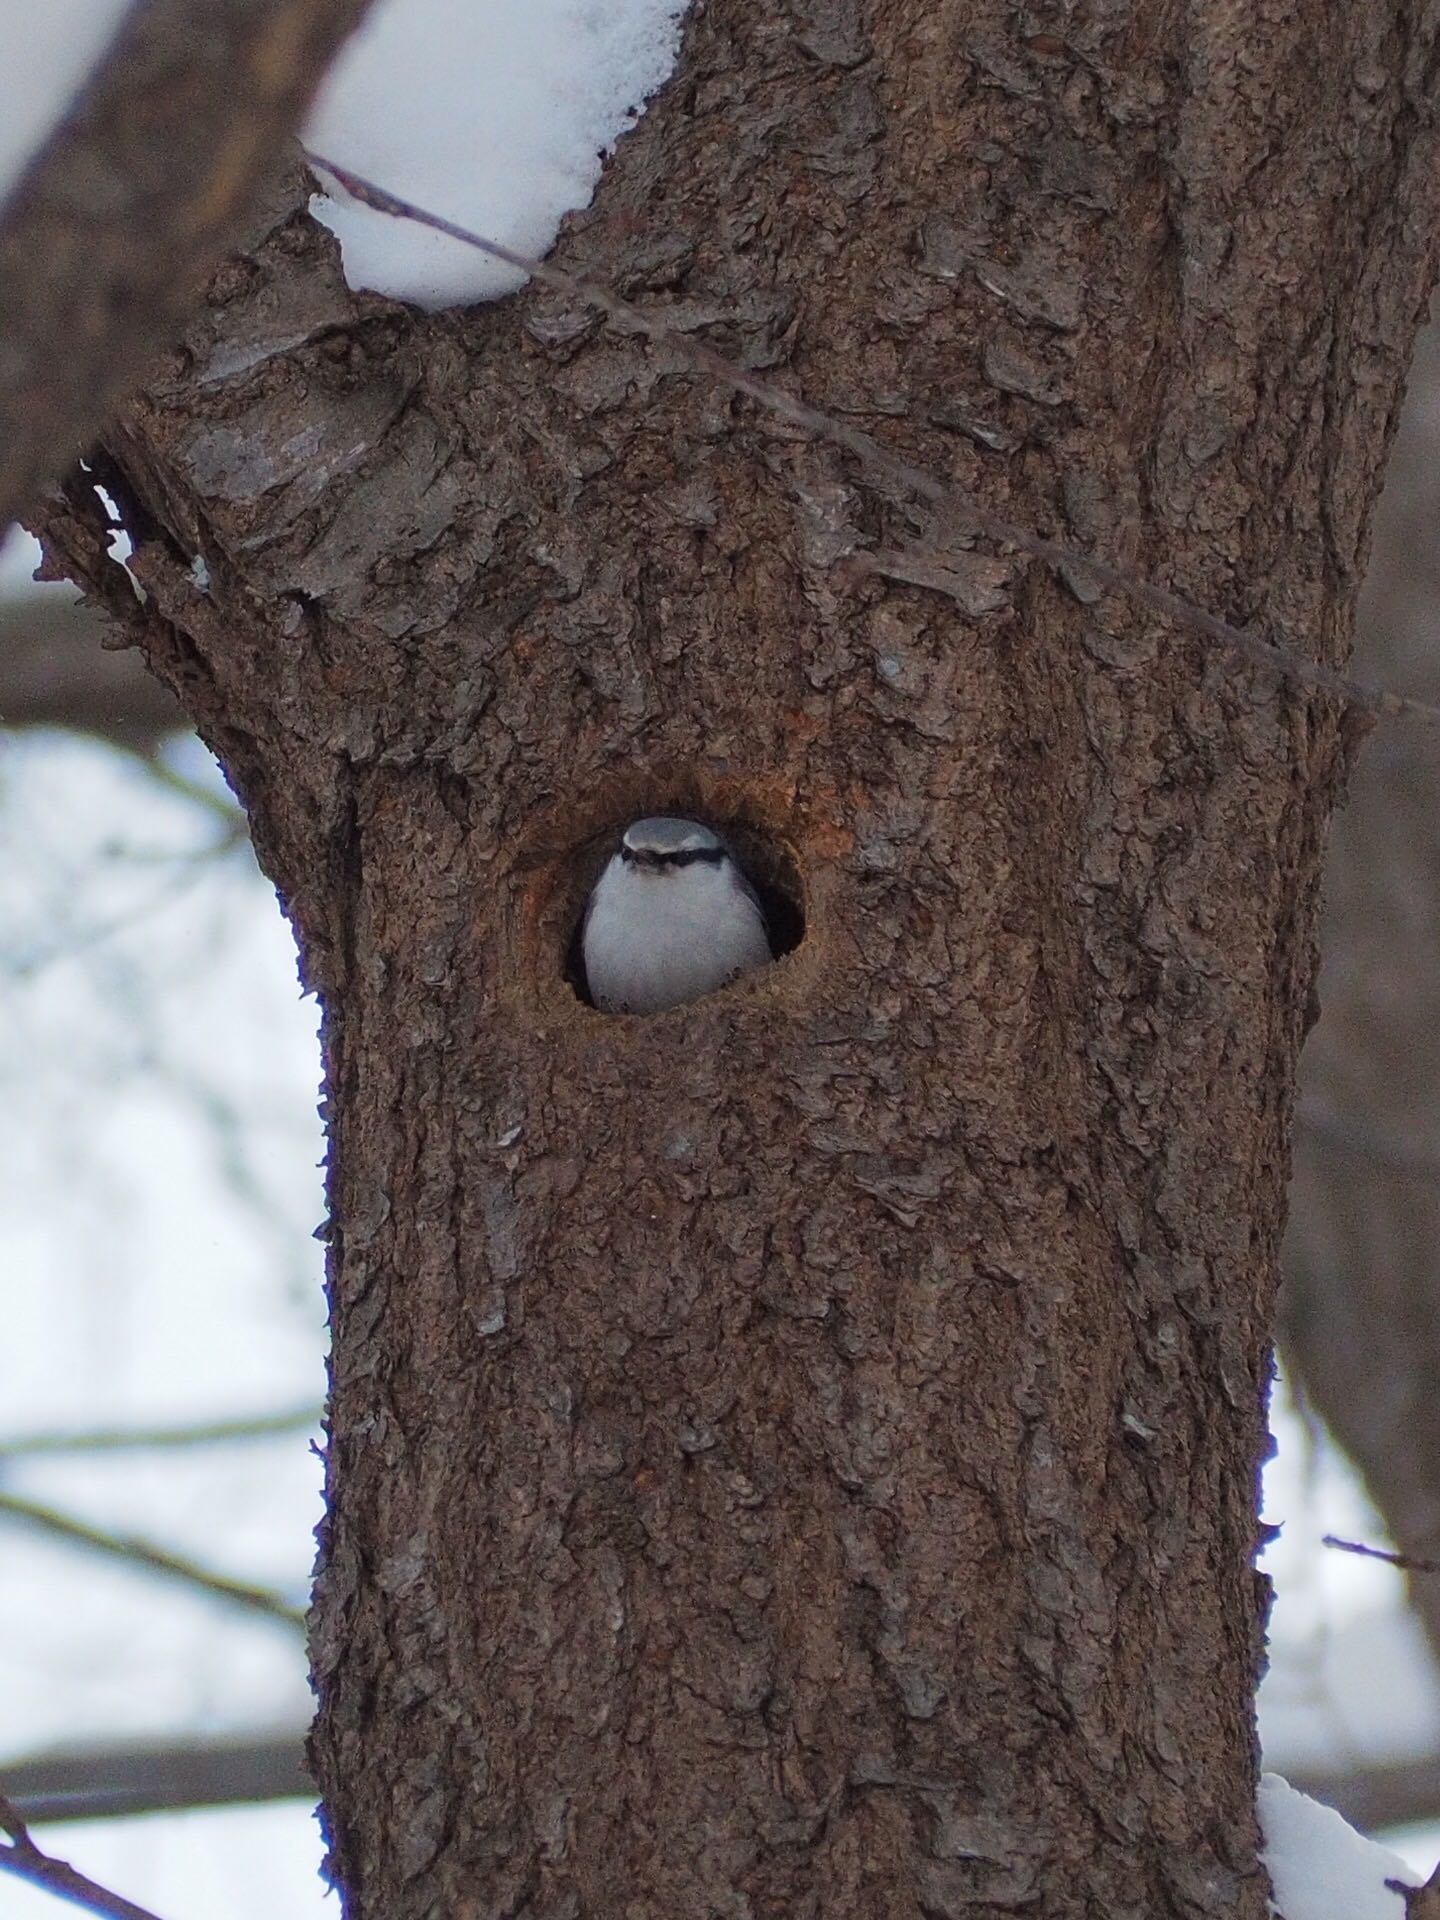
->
{"left": 2, "top": 0, "right": 1439, "bottom": 1914}
{"left": 0, "top": 1, "right": 129, "bottom": 205}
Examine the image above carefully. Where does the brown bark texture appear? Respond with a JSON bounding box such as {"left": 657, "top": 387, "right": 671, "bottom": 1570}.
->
{"left": 0, "top": 0, "right": 374, "bottom": 531}
{"left": 1283, "top": 314, "right": 1440, "bottom": 1656}
{"left": 29, "top": 0, "right": 1440, "bottom": 1913}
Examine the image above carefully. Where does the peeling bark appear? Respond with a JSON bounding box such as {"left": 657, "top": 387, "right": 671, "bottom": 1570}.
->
{"left": 30, "top": 0, "right": 1440, "bottom": 1912}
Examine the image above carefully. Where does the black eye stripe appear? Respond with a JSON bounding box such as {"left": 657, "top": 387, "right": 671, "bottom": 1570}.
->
{"left": 620, "top": 844, "right": 725, "bottom": 866}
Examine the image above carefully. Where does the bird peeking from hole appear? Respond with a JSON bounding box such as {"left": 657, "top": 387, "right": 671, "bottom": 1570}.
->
{"left": 581, "top": 816, "right": 773, "bottom": 1014}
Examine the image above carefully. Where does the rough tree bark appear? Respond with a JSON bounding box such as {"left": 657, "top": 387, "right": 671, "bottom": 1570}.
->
{"left": 31, "top": 1, "right": 1440, "bottom": 1913}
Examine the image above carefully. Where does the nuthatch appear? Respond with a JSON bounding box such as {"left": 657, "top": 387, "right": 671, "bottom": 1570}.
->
{"left": 582, "top": 817, "right": 773, "bottom": 1015}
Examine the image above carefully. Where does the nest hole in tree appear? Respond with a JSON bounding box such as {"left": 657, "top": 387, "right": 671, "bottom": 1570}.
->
{"left": 562, "top": 815, "right": 807, "bottom": 1009}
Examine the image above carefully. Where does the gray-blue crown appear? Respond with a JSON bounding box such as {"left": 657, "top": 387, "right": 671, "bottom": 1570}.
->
{"left": 621, "top": 817, "right": 724, "bottom": 858}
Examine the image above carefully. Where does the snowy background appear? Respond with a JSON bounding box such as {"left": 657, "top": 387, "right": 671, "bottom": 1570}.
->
{"left": 2, "top": 1, "right": 1437, "bottom": 1916}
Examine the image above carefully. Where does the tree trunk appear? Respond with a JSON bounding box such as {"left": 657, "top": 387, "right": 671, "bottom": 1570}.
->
{"left": 32, "top": 1, "right": 1440, "bottom": 1913}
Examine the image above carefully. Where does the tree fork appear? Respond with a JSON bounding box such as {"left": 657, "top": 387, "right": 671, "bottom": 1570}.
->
{"left": 32, "top": 0, "right": 1440, "bottom": 1912}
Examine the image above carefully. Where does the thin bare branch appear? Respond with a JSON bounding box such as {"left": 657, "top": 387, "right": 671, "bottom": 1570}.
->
{"left": 1322, "top": 1533, "right": 1440, "bottom": 1575}
{"left": 2, "top": 1729, "right": 311, "bottom": 1825}
{"left": 0, "top": 1405, "right": 321, "bottom": 1460}
{"left": 137, "top": 760, "right": 246, "bottom": 832}
{"left": 0, "top": 1492, "right": 305, "bottom": 1630}
{"left": 309, "top": 155, "right": 1440, "bottom": 735}
{"left": 0, "top": 1790, "right": 168, "bottom": 1920}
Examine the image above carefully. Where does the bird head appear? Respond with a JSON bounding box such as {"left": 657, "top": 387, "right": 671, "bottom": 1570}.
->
{"left": 617, "top": 816, "right": 728, "bottom": 874}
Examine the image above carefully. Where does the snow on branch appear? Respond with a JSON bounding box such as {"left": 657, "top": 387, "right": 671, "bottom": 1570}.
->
{"left": 305, "top": 0, "right": 687, "bottom": 308}
{"left": 1259, "top": 1774, "right": 1431, "bottom": 1920}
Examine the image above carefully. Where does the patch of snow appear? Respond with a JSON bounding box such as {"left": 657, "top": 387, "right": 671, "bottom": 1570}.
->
{"left": 0, "top": 3, "right": 130, "bottom": 209}
{"left": 1382, "top": 1820, "right": 1440, "bottom": 1882}
{"left": 1259, "top": 1775, "right": 1414, "bottom": 1919}
{"left": 303, "top": 0, "right": 689, "bottom": 307}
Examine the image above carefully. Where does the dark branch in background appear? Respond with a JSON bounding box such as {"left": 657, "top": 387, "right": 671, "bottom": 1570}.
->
{"left": 5, "top": 1723, "right": 1439, "bottom": 1850}
{"left": 311, "top": 155, "right": 1440, "bottom": 737}
{"left": 1298, "top": 1100, "right": 1440, "bottom": 1182}
{"left": 2, "top": 1730, "right": 312, "bottom": 1826}
{"left": 0, "top": 1404, "right": 321, "bottom": 1460}
{"left": 0, "top": 0, "right": 377, "bottom": 533}
{"left": 0, "top": 592, "right": 186, "bottom": 750}
{"left": 13, "top": 1722, "right": 1440, "bottom": 1847}
{"left": 1288, "top": 1756, "right": 1440, "bottom": 1835}
{"left": 0, "top": 1491, "right": 305, "bottom": 1630}
{"left": 0, "top": 1791, "right": 166, "bottom": 1920}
